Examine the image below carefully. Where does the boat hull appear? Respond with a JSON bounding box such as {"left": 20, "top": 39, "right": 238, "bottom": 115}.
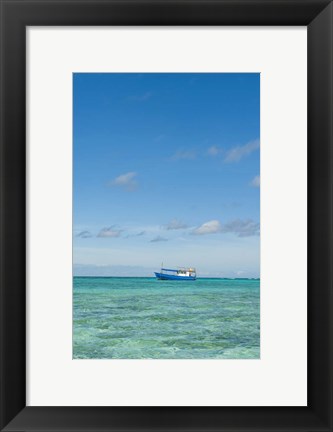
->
{"left": 154, "top": 272, "right": 196, "bottom": 281}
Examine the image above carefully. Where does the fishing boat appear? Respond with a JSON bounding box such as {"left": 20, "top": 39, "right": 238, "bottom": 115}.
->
{"left": 154, "top": 267, "right": 197, "bottom": 281}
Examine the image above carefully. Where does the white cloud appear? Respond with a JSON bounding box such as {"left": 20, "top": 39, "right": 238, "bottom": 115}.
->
{"left": 110, "top": 171, "right": 138, "bottom": 191}
{"left": 207, "top": 145, "right": 222, "bottom": 156}
{"left": 192, "top": 220, "right": 222, "bottom": 235}
{"left": 150, "top": 235, "right": 168, "bottom": 242}
{"left": 221, "top": 219, "right": 260, "bottom": 237}
{"left": 97, "top": 226, "right": 123, "bottom": 238}
{"left": 224, "top": 139, "right": 260, "bottom": 163}
{"left": 171, "top": 149, "right": 196, "bottom": 160}
{"left": 76, "top": 230, "right": 93, "bottom": 239}
{"left": 164, "top": 219, "right": 188, "bottom": 230}
{"left": 125, "top": 230, "right": 146, "bottom": 238}
{"left": 191, "top": 218, "right": 259, "bottom": 237}
{"left": 250, "top": 175, "right": 260, "bottom": 187}
{"left": 128, "top": 91, "right": 152, "bottom": 101}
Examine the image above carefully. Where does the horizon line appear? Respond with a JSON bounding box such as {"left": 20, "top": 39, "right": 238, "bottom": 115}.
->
{"left": 73, "top": 275, "right": 260, "bottom": 280}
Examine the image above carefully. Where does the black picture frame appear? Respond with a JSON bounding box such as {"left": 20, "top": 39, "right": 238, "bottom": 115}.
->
{"left": 0, "top": 1, "right": 332, "bottom": 431}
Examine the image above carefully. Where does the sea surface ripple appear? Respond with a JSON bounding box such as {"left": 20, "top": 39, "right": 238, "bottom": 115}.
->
{"left": 73, "top": 277, "right": 260, "bottom": 359}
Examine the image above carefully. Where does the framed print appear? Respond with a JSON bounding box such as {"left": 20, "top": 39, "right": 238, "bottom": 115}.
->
{"left": 26, "top": 27, "right": 306, "bottom": 407}
{"left": 0, "top": 0, "right": 332, "bottom": 431}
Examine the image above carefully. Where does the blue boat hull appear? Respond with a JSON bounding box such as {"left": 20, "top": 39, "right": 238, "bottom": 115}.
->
{"left": 154, "top": 272, "right": 196, "bottom": 281}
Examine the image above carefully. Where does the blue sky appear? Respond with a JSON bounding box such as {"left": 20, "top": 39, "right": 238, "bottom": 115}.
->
{"left": 73, "top": 73, "right": 260, "bottom": 277}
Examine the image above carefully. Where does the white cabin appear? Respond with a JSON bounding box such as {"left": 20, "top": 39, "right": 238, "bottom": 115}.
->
{"left": 177, "top": 268, "right": 196, "bottom": 277}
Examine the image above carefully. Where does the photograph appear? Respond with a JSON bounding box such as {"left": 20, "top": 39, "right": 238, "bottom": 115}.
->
{"left": 73, "top": 73, "right": 260, "bottom": 359}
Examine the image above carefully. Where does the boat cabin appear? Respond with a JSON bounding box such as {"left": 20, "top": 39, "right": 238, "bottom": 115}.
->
{"left": 177, "top": 268, "right": 196, "bottom": 277}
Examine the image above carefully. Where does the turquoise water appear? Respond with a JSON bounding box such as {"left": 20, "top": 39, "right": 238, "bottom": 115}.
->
{"left": 73, "top": 277, "right": 260, "bottom": 359}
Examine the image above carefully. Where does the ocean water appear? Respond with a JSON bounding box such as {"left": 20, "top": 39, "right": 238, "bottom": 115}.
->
{"left": 73, "top": 277, "right": 260, "bottom": 359}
